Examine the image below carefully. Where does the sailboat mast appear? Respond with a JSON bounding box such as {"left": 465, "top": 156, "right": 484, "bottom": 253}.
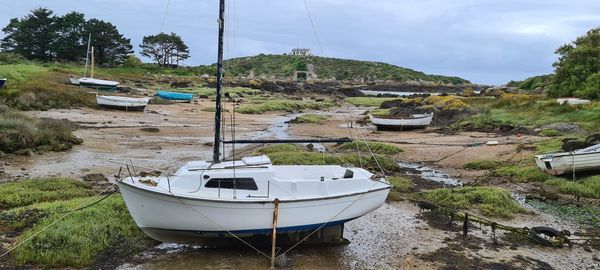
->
{"left": 213, "top": 0, "right": 226, "bottom": 163}
{"left": 90, "top": 47, "right": 95, "bottom": 78}
{"left": 83, "top": 34, "right": 91, "bottom": 77}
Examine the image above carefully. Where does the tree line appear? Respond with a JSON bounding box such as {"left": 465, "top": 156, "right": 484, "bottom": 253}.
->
{"left": 0, "top": 7, "right": 190, "bottom": 67}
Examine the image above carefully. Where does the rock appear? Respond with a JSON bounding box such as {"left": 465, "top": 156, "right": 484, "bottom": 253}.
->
{"left": 593, "top": 255, "right": 600, "bottom": 262}
{"left": 149, "top": 146, "right": 162, "bottom": 150}
{"left": 562, "top": 140, "right": 594, "bottom": 152}
{"left": 140, "top": 127, "right": 160, "bottom": 133}
{"left": 540, "top": 123, "right": 583, "bottom": 134}
{"left": 584, "top": 246, "right": 592, "bottom": 252}
{"left": 170, "top": 81, "right": 192, "bottom": 88}
{"left": 83, "top": 173, "right": 108, "bottom": 182}
{"left": 340, "top": 88, "right": 365, "bottom": 97}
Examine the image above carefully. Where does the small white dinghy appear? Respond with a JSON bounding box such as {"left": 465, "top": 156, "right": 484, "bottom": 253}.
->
{"left": 369, "top": 113, "right": 433, "bottom": 131}
{"left": 534, "top": 144, "right": 600, "bottom": 175}
{"left": 80, "top": 78, "right": 119, "bottom": 89}
{"left": 96, "top": 95, "right": 149, "bottom": 111}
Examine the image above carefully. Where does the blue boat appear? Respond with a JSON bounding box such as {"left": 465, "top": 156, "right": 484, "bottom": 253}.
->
{"left": 156, "top": 91, "right": 194, "bottom": 102}
{"left": 0, "top": 78, "right": 6, "bottom": 89}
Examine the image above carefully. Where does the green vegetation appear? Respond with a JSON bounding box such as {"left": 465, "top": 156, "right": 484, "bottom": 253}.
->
{"left": 507, "top": 74, "right": 554, "bottom": 91}
{"left": 255, "top": 143, "right": 400, "bottom": 173}
{"left": 545, "top": 176, "right": 600, "bottom": 199}
{"left": 492, "top": 165, "right": 553, "bottom": 183}
{"left": 175, "top": 86, "right": 258, "bottom": 98}
{"left": 420, "top": 187, "right": 527, "bottom": 218}
{"left": 457, "top": 94, "right": 600, "bottom": 131}
{"left": 388, "top": 176, "right": 414, "bottom": 192}
{"left": 339, "top": 141, "right": 403, "bottom": 155}
{"left": 236, "top": 100, "right": 332, "bottom": 114}
{"left": 2, "top": 8, "right": 132, "bottom": 64}
{"left": 533, "top": 138, "right": 564, "bottom": 154}
{"left": 550, "top": 27, "right": 600, "bottom": 99}
{"left": 0, "top": 110, "right": 82, "bottom": 154}
{"left": 289, "top": 114, "right": 329, "bottom": 124}
{"left": 9, "top": 196, "right": 154, "bottom": 267}
{"left": 218, "top": 54, "right": 470, "bottom": 83}
{"left": 140, "top": 32, "right": 190, "bottom": 66}
{"left": 464, "top": 160, "right": 504, "bottom": 170}
{"left": 0, "top": 179, "right": 93, "bottom": 209}
{"left": 0, "top": 179, "right": 155, "bottom": 268}
{"left": 423, "top": 95, "right": 473, "bottom": 111}
{"left": 345, "top": 97, "right": 397, "bottom": 107}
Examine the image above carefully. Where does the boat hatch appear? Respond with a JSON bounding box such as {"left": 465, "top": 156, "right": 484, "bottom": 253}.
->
{"left": 204, "top": 178, "right": 258, "bottom": 190}
{"left": 242, "top": 155, "right": 271, "bottom": 166}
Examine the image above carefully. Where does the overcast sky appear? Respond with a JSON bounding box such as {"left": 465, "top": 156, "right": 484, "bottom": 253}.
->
{"left": 2, "top": 0, "right": 599, "bottom": 85}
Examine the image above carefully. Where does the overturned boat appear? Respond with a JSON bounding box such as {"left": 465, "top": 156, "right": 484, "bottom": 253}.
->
{"left": 369, "top": 113, "right": 433, "bottom": 131}
{"left": 534, "top": 144, "right": 600, "bottom": 175}
{"left": 96, "top": 95, "right": 149, "bottom": 111}
{"left": 156, "top": 90, "right": 194, "bottom": 102}
{"left": 115, "top": 0, "right": 390, "bottom": 248}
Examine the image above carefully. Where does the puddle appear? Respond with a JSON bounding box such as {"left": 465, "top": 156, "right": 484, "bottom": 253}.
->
{"left": 512, "top": 192, "right": 600, "bottom": 227}
{"left": 397, "top": 162, "right": 463, "bottom": 187}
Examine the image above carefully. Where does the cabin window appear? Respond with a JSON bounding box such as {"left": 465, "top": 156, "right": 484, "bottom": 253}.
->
{"left": 204, "top": 178, "right": 258, "bottom": 191}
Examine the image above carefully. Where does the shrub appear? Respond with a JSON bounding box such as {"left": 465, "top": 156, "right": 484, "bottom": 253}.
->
{"left": 289, "top": 114, "right": 329, "bottom": 124}
{"left": 0, "top": 178, "right": 94, "bottom": 210}
{"left": 388, "top": 176, "right": 414, "bottom": 192}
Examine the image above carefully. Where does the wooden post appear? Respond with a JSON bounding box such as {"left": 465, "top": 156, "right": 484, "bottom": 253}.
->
{"left": 271, "top": 198, "right": 280, "bottom": 268}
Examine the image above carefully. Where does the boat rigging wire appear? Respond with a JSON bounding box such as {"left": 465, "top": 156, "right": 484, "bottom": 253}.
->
{"left": 160, "top": 0, "right": 172, "bottom": 33}
{"left": 302, "top": 0, "right": 324, "bottom": 55}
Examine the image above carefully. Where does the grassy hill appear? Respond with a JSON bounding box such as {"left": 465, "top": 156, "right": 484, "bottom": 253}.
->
{"left": 198, "top": 54, "right": 470, "bottom": 85}
{"left": 507, "top": 74, "right": 554, "bottom": 91}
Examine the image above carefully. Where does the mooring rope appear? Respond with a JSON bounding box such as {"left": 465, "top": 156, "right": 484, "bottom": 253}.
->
{"left": 302, "top": 0, "right": 324, "bottom": 55}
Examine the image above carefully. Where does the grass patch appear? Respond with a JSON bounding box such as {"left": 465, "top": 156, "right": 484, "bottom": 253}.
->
{"left": 492, "top": 165, "right": 554, "bottom": 183}
{"left": 538, "top": 129, "right": 563, "bottom": 137}
{"left": 533, "top": 138, "right": 564, "bottom": 154}
{"left": 0, "top": 110, "right": 82, "bottom": 154}
{"left": 173, "top": 86, "right": 259, "bottom": 98}
{"left": 0, "top": 179, "right": 94, "bottom": 210}
{"left": 344, "top": 97, "right": 397, "bottom": 107}
{"left": 420, "top": 187, "right": 527, "bottom": 218}
{"left": 458, "top": 95, "right": 600, "bottom": 132}
{"left": 255, "top": 144, "right": 304, "bottom": 155}
{"left": 257, "top": 144, "right": 400, "bottom": 173}
{"left": 8, "top": 195, "right": 155, "bottom": 268}
{"left": 388, "top": 176, "right": 414, "bottom": 192}
{"left": 236, "top": 100, "right": 332, "bottom": 114}
{"left": 289, "top": 114, "right": 329, "bottom": 124}
{"left": 464, "top": 160, "right": 504, "bottom": 170}
{"left": 338, "top": 141, "right": 403, "bottom": 155}
{"left": 545, "top": 176, "right": 600, "bottom": 199}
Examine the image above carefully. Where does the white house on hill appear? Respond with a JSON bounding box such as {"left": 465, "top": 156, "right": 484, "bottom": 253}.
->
{"left": 289, "top": 48, "right": 314, "bottom": 56}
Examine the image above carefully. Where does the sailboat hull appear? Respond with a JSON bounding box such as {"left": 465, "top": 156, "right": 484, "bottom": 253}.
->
{"left": 117, "top": 180, "right": 389, "bottom": 245}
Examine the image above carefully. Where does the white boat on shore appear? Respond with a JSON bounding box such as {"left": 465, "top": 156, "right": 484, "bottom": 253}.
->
{"left": 96, "top": 95, "right": 149, "bottom": 111}
{"left": 117, "top": 156, "right": 390, "bottom": 244}
{"left": 369, "top": 113, "right": 433, "bottom": 130}
{"left": 80, "top": 77, "right": 119, "bottom": 89}
{"left": 556, "top": 97, "right": 591, "bottom": 105}
{"left": 534, "top": 144, "right": 600, "bottom": 175}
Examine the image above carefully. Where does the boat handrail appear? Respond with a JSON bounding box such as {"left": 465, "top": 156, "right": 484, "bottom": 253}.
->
{"left": 108, "top": 159, "right": 173, "bottom": 192}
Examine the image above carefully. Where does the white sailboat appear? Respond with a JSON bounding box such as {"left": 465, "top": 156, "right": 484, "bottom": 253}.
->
{"left": 115, "top": 0, "right": 390, "bottom": 247}
{"left": 70, "top": 35, "right": 119, "bottom": 90}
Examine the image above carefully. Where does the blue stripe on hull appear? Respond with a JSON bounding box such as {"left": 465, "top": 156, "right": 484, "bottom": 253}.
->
{"left": 145, "top": 218, "right": 354, "bottom": 236}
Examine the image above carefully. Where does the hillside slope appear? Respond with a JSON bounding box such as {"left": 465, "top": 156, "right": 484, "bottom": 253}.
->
{"left": 198, "top": 54, "right": 470, "bottom": 85}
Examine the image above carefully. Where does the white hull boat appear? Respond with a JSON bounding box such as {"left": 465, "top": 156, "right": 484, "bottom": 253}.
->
{"left": 534, "top": 144, "right": 600, "bottom": 175}
{"left": 556, "top": 98, "right": 591, "bottom": 105}
{"left": 369, "top": 113, "right": 433, "bottom": 130}
{"left": 79, "top": 77, "right": 119, "bottom": 89}
{"left": 117, "top": 157, "right": 390, "bottom": 244}
{"left": 69, "top": 77, "right": 80, "bottom": 85}
{"left": 96, "top": 95, "right": 149, "bottom": 111}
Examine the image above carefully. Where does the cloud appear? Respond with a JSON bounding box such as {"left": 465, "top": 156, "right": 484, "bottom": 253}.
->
{"left": 1, "top": 0, "right": 599, "bottom": 84}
